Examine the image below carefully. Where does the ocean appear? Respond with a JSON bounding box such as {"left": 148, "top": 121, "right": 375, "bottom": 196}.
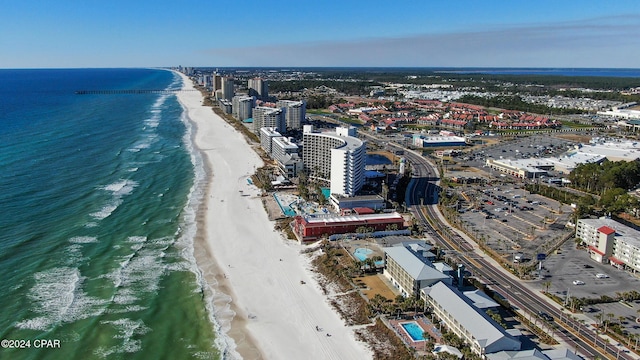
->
{"left": 0, "top": 69, "right": 222, "bottom": 359}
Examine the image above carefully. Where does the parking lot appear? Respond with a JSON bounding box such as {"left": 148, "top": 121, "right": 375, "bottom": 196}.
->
{"left": 456, "top": 183, "right": 574, "bottom": 262}
{"left": 530, "top": 239, "right": 640, "bottom": 336}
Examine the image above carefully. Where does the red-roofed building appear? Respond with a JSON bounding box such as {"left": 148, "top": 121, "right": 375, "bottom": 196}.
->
{"left": 598, "top": 226, "right": 616, "bottom": 235}
{"left": 576, "top": 219, "right": 640, "bottom": 272}
{"left": 292, "top": 212, "right": 405, "bottom": 243}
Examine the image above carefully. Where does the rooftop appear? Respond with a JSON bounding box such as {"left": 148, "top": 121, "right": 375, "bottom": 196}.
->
{"left": 423, "top": 282, "right": 521, "bottom": 354}
{"left": 580, "top": 218, "right": 640, "bottom": 248}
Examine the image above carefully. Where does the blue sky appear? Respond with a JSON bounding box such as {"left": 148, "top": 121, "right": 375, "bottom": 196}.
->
{"left": 1, "top": 0, "right": 639, "bottom": 68}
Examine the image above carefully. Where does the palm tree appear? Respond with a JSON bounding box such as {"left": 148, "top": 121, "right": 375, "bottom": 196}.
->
{"left": 605, "top": 313, "right": 615, "bottom": 332}
{"left": 595, "top": 313, "right": 604, "bottom": 327}
{"left": 542, "top": 280, "right": 552, "bottom": 293}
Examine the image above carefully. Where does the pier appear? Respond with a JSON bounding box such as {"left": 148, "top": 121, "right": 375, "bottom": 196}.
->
{"left": 75, "top": 89, "right": 199, "bottom": 95}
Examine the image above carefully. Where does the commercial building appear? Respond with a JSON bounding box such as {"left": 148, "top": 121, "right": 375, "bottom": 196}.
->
{"left": 253, "top": 107, "right": 285, "bottom": 135}
{"left": 485, "top": 158, "right": 552, "bottom": 179}
{"left": 232, "top": 95, "right": 254, "bottom": 121}
{"left": 302, "top": 125, "right": 366, "bottom": 197}
{"left": 291, "top": 212, "right": 404, "bottom": 243}
{"left": 576, "top": 218, "right": 640, "bottom": 272}
{"left": 277, "top": 100, "right": 306, "bottom": 130}
{"left": 329, "top": 194, "right": 386, "bottom": 212}
{"left": 248, "top": 78, "right": 268, "bottom": 99}
{"left": 422, "top": 282, "right": 521, "bottom": 356}
{"left": 413, "top": 134, "right": 467, "bottom": 148}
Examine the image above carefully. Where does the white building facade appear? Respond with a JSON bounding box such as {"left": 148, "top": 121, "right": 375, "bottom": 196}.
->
{"left": 576, "top": 218, "right": 640, "bottom": 272}
{"left": 253, "top": 107, "right": 285, "bottom": 135}
{"left": 232, "top": 95, "right": 254, "bottom": 121}
{"left": 302, "top": 125, "right": 366, "bottom": 197}
{"left": 277, "top": 100, "right": 306, "bottom": 130}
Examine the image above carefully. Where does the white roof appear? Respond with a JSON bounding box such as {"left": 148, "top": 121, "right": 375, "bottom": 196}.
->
{"left": 303, "top": 211, "right": 402, "bottom": 224}
{"left": 487, "top": 349, "right": 548, "bottom": 360}
{"left": 433, "top": 344, "right": 463, "bottom": 358}
{"left": 463, "top": 289, "right": 500, "bottom": 309}
{"left": 578, "top": 218, "right": 640, "bottom": 248}
{"left": 423, "top": 282, "right": 521, "bottom": 354}
{"left": 542, "top": 348, "right": 582, "bottom": 360}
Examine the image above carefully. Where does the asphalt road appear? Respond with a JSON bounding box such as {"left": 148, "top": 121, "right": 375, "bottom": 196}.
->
{"left": 392, "top": 140, "right": 637, "bottom": 360}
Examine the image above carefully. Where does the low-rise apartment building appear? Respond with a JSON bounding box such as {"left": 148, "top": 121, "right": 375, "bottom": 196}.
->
{"left": 576, "top": 218, "right": 640, "bottom": 272}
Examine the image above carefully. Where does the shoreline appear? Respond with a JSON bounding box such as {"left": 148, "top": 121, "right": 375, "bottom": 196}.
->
{"left": 174, "top": 72, "right": 373, "bottom": 359}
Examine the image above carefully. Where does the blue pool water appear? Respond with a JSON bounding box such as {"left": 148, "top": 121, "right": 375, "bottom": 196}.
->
{"left": 321, "top": 187, "right": 331, "bottom": 199}
{"left": 353, "top": 248, "right": 384, "bottom": 266}
{"left": 401, "top": 322, "right": 427, "bottom": 341}
{"left": 353, "top": 248, "right": 372, "bottom": 261}
{"left": 273, "top": 193, "right": 296, "bottom": 217}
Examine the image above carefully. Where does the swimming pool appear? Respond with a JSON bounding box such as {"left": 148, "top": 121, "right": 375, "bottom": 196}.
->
{"left": 401, "top": 322, "right": 427, "bottom": 342}
{"left": 353, "top": 248, "right": 372, "bottom": 261}
{"left": 353, "top": 248, "right": 384, "bottom": 266}
{"left": 273, "top": 193, "right": 296, "bottom": 217}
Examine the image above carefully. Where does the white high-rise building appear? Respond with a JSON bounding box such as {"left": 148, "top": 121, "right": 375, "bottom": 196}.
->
{"left": 302, "top": 126, "right": 365, "bottom": 197}
{"left": 260, "top": 127, "right": 282, "bottom": 154}
{"left": 277, "top": 100, "right": 306, "bottom": 130}
{"left": 248, "top": 78, "right": 268, "bottom": 99}
{"left": 273, "top": 136, "right": 303, "bottom": 178}
{"left": 221, "top": 77, "right": 234, "bottom": 100}
{"left": 253, "top": 107, "right": 285, "bottom": 134}
{"left": 232, "top": 95, "right": 254, "bottom": 121}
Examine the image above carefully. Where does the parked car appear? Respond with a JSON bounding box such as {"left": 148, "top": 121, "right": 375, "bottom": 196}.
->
{"left": 595, "top": 273, "right": 609, "bottom": 279}
{"left": 573, "top": 280, "right": 585, "bottom": 285}
{"left": 538, "top": 311, "right": 553, "bottom": 322}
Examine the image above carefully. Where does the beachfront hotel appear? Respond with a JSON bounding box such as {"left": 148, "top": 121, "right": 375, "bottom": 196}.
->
{"left": 277, "top": 100, "right": 306, "bottom": 130}
{"left": 422, "top": 282, "right": 521, "bottom": 356}
{"left": 232, "top": 95, "right": 254, "bottom": 121}
{"left": 248, "top": 78, "right": 269, "bottom": 100}
{"left": 382, "top": 243, "right": 453, "bottom": 298}
{"left": 576, "top": 218, "right": 640, "bottom": 273}
{"left": 302, "top": 125, "right": 365, "bottom": 197}
{"left": 260, "top": 127, "right": 303, "bottom": 178}
{"left": 221, "top": 77, "right": 234, "bottom": 101}
{"left": 253, "top": 107, "right": 286, "bottom": 135}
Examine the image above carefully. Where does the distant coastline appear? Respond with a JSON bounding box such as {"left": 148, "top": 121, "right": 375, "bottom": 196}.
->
{"left": 190, "top": 66, "right": 640, "bottom": 78}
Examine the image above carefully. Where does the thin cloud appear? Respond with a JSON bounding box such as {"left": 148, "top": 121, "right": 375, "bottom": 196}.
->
{"left": 205, "top": 14, "right": 640, "bottom": 67}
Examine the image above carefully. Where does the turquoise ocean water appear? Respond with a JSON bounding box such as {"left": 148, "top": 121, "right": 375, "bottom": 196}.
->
{"left": 0, "top": 69, "right": 221, "bottom": 359}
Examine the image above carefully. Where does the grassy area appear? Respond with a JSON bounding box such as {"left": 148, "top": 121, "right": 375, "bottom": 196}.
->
{"left": 338, "top": 116, "right": 364, "bottom": 126}
{"left": 307, "top": 109, "right": 332, "bottom": 115}
{"left": 559, "top": 120, "right": 599, "bottom": 129}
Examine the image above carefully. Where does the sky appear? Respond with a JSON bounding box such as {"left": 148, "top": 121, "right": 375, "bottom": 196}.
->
{"left": 1, "top": 0, "right": 640, "bottom": 68}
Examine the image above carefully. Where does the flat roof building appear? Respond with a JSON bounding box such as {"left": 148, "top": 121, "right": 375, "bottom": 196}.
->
{"left": 576, "top": 218, "right": 640, "bottom": 272}
{"left": 248, "top": 78, "right": 268, "bottom": 99}
{"left": 254, "top": 107, "right": 285, "bottom": 135}
{"left": 277, "top": 100, "right": 306, "bottom": 130}
{"left": 221, "top": 77, "right": 234, "bottom": 101}
{"left": 292, "top": 212, "right": 404, "bottom": 243}
{"left": 260, "top": 127, "right": 282, "bottom": 155}
{"left": 302, "top": 126, "right": 366, "bottom": 197}
{"left": 232, "top": 95, "right": 254, "bottom": 121}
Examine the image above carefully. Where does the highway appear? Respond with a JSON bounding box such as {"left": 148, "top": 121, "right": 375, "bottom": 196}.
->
{"left": 388, "top": 141, "right": 636, "bottom": 360}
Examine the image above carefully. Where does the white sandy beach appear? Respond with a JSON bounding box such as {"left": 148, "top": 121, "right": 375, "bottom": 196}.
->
{"left": 175, "top": 72, "right": 372, "bottom": 360}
